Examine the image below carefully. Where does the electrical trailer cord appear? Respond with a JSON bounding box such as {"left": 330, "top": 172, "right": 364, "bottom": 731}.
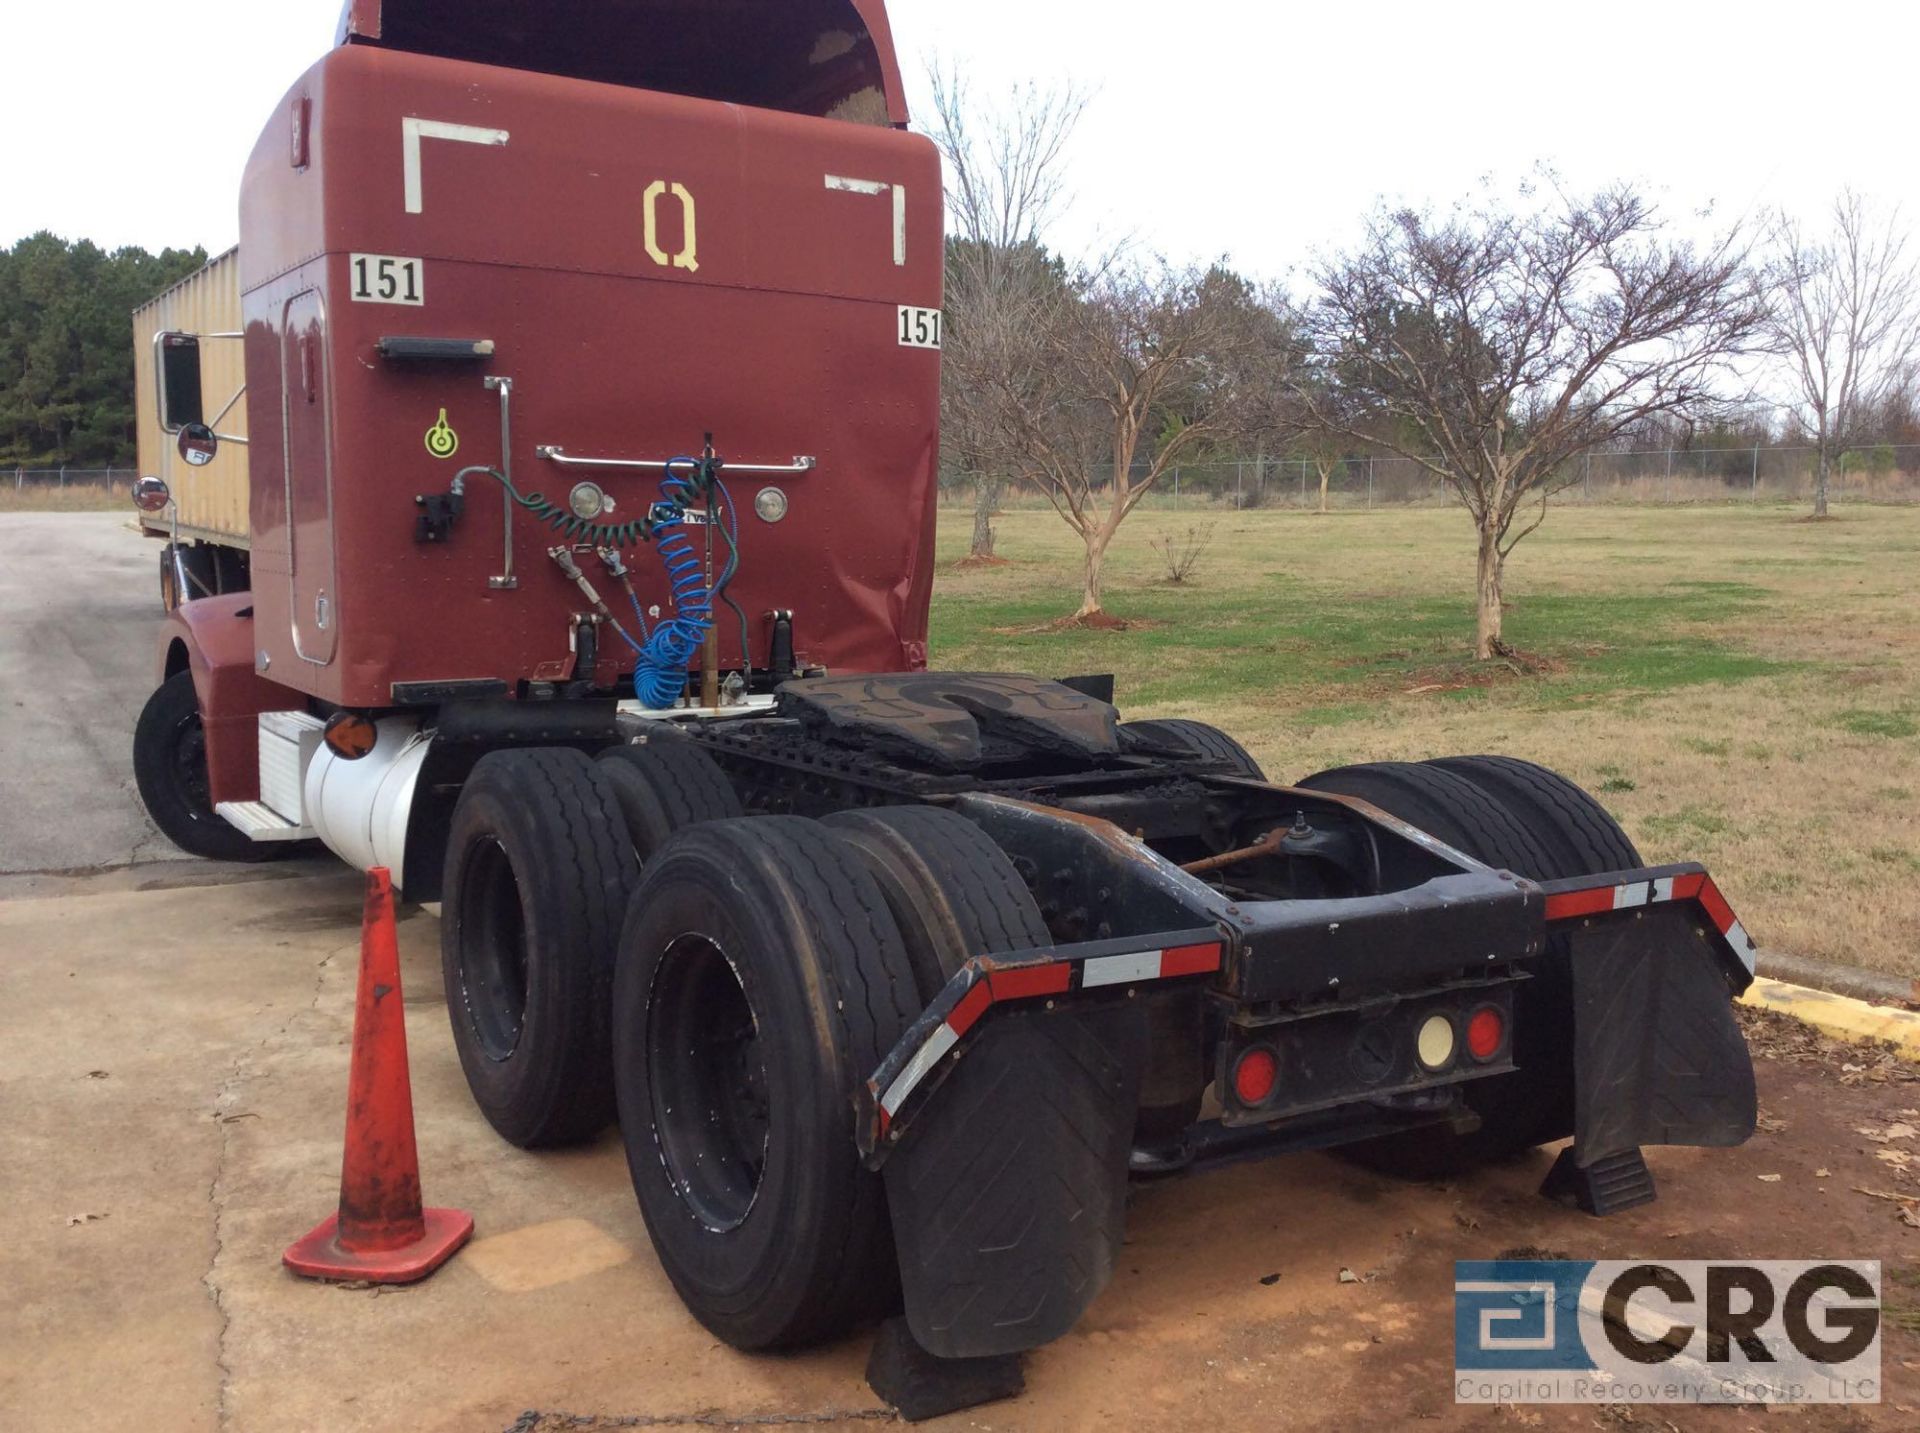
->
{"left": 709, "top": 477, "right": 754, "bottom": 676}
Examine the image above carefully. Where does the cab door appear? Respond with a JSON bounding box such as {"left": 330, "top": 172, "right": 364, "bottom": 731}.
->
{"left": 282, "top": 289, "right": 337, "bottom": 666}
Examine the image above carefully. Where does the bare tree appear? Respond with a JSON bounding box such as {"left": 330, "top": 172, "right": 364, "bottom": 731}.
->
{"left": 1767, "top": 191, "right": 1920, "bottom": 517}
{"left": 926, "top": 66, "right": 1086, "bottom": 561}
{"left": 1287, "top": 367, "right": 1361, "bottom": 513}
{"left": 1299, "top": 185, "right": 1767, "bottom": 659}
{"left": 971, "top": 260, "right": 1276, "bottom": 622}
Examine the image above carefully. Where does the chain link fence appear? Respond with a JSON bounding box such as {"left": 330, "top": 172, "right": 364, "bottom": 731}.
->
{"left": 21, "top": 447, "right": 1920, "bottom": 509}
{"left": 955, "top": 445, "right": 1920, "bottom": 512}
{"left": 8, "top": 467, "right": 138, "bottom": 493}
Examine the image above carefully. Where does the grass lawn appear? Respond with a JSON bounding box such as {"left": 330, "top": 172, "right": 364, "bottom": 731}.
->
{"left": 931, "top": 503, "right": 1920, "bottom": 979}
{"left": 0, "top": 486, "right": 127, "bottom": 514}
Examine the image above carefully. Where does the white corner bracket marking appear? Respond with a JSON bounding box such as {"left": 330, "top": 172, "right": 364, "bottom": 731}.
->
{"left": 824, "top": 174, "right": 907, "bottom": 266}
{"left": 403, "top": 118, "right": 511, "bottom": 215}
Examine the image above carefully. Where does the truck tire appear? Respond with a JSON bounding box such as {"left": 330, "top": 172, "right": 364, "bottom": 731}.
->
{"left": 823, "top": 805, "right": 1049, "bottom": 999}
{"left": 1120, "top": 718, "right": 1266, "bottom": 779}
{"left": 1296, "top": 760, "right": 1572, "bottom": 1176}
{"left": 1429, "top": 756, "right": 1640, "bottom": 876}
{"left": 132, "top": 671, "right": 287, "bottom": 863}
{"left": 441, "top": 748, "right": 639, "bottom": 1148}
{"left": 611, "top": 817, "right": 919, "bottom": 1351}
{"left": 598, "top": 738, "right": 742, "bottom": 860}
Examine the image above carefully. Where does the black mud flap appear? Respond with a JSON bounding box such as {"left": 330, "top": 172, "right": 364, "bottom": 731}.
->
{"left": 884, "top": 1005, "right": 1145, "bottom": 1359}
{"left": 1568, "top": 904, "right": 1757, "bottom": 1164}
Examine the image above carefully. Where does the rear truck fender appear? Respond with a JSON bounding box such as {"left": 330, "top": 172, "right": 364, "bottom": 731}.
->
{"left": 861, "top": 929, "right": 1224, "bottom": 1361}
{"left": 1540, "top": 864, "right": 1759, "bottom": 1166}
{"left": 156, "top": 593, "right": 306, "bottom": 806}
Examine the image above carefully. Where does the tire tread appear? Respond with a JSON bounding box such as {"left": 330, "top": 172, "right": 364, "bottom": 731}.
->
{"left": 823, "top": 806, "right": 1049, "bottom": 996}
{"left": 1119, "top": 719, "right": 1265, "bottom": 779}
{"left": 443, "top": 748, "right": 637, "bottom": 1147}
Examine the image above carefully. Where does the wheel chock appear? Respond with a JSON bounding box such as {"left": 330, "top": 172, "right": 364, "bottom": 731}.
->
{"left": 284, "top": 868, "right": 473, "bottom": 1284}
{"left": 1540, "top": 1145, "right": 1657, "bottom": 1217}
{"left": 865, "top": 1316, "right": 1026, "bottom": 1423}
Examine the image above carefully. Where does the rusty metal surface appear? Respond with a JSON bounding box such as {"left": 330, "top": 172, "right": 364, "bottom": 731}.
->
{"left": 1180, "top": 825, "right": 1288, "bottom": 876}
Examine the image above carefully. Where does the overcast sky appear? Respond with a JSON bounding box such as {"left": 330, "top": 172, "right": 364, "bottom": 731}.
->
{"left": 4, "top": 0, "right": 1914, "bottom": 281}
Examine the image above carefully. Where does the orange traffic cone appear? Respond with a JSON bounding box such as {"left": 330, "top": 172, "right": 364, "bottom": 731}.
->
{"left": 284, "top": 867, "right": 473, "bottom": 1283}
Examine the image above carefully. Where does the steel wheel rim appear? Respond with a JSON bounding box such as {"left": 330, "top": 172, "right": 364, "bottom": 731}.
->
{"left": 170, "top": 710, "right": 213, "bottom": 818}
{"left": 647, "top": 933, "right": 769, "bottom": 1233}
{"left": 458, "top": 836, "right": 530, "bottom": 1061}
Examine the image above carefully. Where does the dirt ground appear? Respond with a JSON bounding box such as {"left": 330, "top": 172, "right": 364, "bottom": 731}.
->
{"left": 2, "top": 864, "right": 1917, "bottom": 1433}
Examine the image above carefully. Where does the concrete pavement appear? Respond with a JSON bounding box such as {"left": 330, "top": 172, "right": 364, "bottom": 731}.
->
{"left": 0, "top": 512, "right": 173, "bottom": 873}
{"left": 3, "top": 867, "right": 1917, "bottom": 1432}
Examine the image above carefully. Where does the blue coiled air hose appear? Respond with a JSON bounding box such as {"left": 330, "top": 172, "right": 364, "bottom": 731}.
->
{"left": 631, "top": 457, "right": 716, "bottom": 709}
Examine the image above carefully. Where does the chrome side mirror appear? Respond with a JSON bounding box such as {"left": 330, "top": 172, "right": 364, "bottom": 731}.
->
{"left": 177, "top": 423, "right": 219, "bottom": 468}
{"left": 132, "top": 475, "right": 172, "bottom": 513}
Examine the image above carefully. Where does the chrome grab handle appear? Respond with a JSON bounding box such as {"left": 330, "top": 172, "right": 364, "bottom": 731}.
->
{"left": 484, "top": 376, "right": 517, "bottom": 590}
{"left": 536, "top": 446, "right": 817, "bottom": 476}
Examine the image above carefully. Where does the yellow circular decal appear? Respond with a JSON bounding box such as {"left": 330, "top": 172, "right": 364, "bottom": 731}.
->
{"left": 425, "top": 409, "right": 460, "bottom": 460}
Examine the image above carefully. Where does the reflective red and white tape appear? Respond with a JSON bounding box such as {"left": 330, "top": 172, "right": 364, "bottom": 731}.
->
{"left": 1543, "top": 871, "right": 1755, "bottom": 974}
{"left": 875, "top": 941, "right": 1223, "bottom": 1130}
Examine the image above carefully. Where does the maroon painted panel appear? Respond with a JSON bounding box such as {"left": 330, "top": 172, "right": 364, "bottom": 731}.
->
{"left": 239, "top": 39, "right": 941, "bottom": 708}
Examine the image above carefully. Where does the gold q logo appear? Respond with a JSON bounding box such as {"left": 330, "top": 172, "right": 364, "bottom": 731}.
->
{"left": 424, "top": 409, "right": 460, "bottom": 459}
{"left": 643, "top": 181, "right": 699, "bottom": 273}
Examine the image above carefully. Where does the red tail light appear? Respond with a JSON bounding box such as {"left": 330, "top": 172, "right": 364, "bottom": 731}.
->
{"left": 1232, "top": 1046, "right": 1279, "bottom": 1106}
{"left": 1467, "top": 1007, "right": 1505, "bottom": 1062}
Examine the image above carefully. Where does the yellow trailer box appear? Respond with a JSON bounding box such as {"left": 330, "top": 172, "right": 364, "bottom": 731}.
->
{"left": 132, "top": 248, "right": 250, "bottom": 553}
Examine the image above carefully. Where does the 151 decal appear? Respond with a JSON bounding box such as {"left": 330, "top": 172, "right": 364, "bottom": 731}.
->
{"left": 898, "top": 306, "right": 942, "bottom": 349}
{"left": 350, "top": 254, "right": 424, "bottom": 306}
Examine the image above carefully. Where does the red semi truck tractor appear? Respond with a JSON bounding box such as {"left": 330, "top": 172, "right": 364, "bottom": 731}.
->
{"left": 131, "top": 0, "right": 1758, "bottom": 1394}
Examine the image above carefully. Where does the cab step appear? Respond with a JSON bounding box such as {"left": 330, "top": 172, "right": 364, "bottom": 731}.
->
{"left": 216, "top": 801, "right": 316, "bottom": 842}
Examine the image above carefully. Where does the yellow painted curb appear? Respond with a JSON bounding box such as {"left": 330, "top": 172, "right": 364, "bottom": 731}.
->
{"left": 1740, "top": 977, "right": 1920, "bottom": 1061}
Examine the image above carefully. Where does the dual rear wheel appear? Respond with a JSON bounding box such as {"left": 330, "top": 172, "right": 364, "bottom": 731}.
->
{"left": 1299, "top": 755, "right": 1643, "bottom": 1176}
{"left": 438, "top": 728, "right": 1639, "bottom": 1342}
{"left": 613, "top": 805, "right": 1049, "bottom": 1350}
{"left": 439, "top": 737, "right": 742, "bottom": 1147}
{"left": 438, "top": 739, "right": 1046, "bottom": 1350}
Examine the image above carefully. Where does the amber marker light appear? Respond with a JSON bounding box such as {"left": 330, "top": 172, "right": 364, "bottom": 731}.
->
{"left": 323, "top": 712, "right": 379, "bottom": 761}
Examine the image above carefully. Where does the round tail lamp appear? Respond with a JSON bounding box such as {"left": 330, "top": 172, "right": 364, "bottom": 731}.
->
{"left": 1231, "top": 1045, "right": 1280, "bottom": 1107}
{"left": 1466, "top": 1006, "right": 1506, "bottom": 1062}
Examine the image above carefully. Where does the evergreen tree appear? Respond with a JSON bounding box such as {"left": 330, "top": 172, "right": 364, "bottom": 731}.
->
{"left": 0, "top": 232, "right": 208, "bottom": 466}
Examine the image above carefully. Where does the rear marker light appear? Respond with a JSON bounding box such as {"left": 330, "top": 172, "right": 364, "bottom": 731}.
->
{"left": 1415, "top": 1014, "right": 1457, "bottom": 1072}
{"left": 1467, "top": 1007, "right": 1505, "bottom": 1062}
{"left": 1232, "top": 1047, "right": 1279, "bottom": 1106}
